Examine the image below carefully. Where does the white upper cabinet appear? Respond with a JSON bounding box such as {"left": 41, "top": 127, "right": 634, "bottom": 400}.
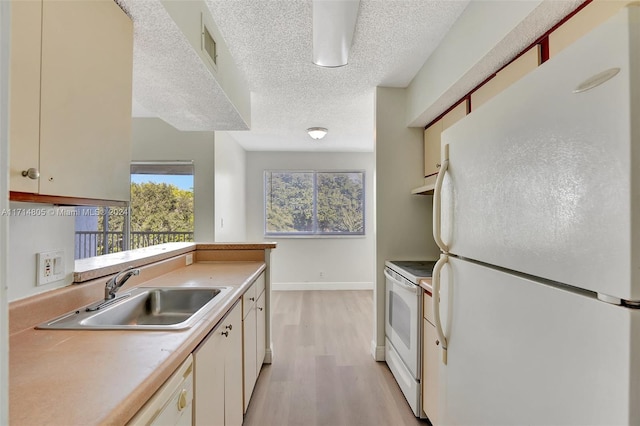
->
{"left": 471, "top": 45, "right": 541, "bottom": 111}
{"left": 549, "top": 0, "right": 630, "bottom": 58}
{"left": 9, "top": 0, "right": 42, "bottom": 194}
{"left": 9, "top": 0, "right": 133, "bottom": 202}
{"left": 424, "top": 100, "right": 468, "bottom": 178}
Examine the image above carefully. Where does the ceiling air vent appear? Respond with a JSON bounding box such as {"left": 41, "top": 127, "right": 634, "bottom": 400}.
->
{"left": 201, "top": 16, "right": 217, "bottom": 69}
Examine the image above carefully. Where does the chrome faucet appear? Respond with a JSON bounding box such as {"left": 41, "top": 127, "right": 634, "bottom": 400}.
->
{"left": 104, "top": 266, "right": 140, "bottom": 300}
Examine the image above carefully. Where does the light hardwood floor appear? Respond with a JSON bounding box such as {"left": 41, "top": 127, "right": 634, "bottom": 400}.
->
{"left": 243, "top": 290, "right": 428, "bottom": 426}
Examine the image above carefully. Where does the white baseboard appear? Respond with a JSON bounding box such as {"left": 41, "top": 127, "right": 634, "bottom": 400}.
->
{"left": 272, "top": 281, "right": 373, "bottom": 291}
{"left": 371, "top": 340, "right": 385, "bottom": 361}
{"left": 264, "top": 346, "right": 273, "bottom": 364}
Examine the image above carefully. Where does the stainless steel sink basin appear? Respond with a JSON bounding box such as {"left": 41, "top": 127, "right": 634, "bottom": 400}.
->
{"left": 37, "top": 286, "right": 232, "bottom": 330}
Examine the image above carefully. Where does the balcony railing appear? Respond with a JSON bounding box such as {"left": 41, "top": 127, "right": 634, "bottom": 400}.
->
{"left": 75, "top": 231, "right": 194, "bottom": 260}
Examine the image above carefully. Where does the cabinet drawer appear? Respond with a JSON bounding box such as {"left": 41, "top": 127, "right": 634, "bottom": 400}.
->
{"left": 423, "top": 291, "right": 434, "bottom": 325}
{"left": 243, "top": 273, "right": 265, "bottom": 319}
{"left": 243, "top": 281, "right": 257, "bottom": 319}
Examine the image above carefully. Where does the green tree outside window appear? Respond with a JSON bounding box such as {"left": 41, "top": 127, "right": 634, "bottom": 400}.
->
{"left": 265, "top": 171, "right": 364, "bottom": 236}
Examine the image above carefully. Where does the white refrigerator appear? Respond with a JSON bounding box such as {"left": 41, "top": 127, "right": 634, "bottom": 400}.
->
{"left": 431, "top": 5, "right": 640, "bottom": 425}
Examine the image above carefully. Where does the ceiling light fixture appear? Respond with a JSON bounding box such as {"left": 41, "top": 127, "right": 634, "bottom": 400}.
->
{"left": 307, "top": 127, "right": 328, "bottom": 140}
{"left": 312, "top": 0, "right": 360, "bottom": 68}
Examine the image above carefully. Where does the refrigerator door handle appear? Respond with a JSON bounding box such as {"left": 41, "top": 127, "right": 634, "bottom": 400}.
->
{"left": 433, "top": 253, "right": 449, "bottom": 365}
{"left": 433, "top": 144, "right": 449, "bottom": 253}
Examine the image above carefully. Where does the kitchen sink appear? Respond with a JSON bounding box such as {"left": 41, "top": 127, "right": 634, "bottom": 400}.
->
{"left": 37, "top": 286, "right": 233, "bottom": 330}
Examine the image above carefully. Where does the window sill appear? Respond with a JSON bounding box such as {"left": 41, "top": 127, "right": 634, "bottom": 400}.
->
{"left": 73, "top": 242, "right": 196, "bottom": 283}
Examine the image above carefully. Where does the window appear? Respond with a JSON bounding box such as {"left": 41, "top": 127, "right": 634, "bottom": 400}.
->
{"left": 74, "top": 162, "right": 195, "bottom": 260}
{"left": 264, "top": 170, "right": 365, "bottom": 236}
{"left": 130, "top": 162, "right": 195, "bottom": 249}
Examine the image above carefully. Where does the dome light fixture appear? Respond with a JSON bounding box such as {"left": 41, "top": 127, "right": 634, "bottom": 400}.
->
{"left": 307, "top": 127, "right": 328, "bottom": 140}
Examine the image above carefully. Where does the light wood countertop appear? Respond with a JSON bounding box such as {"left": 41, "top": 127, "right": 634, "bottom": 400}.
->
{"left": 419, "top": 278, "right": 433, "bottom": 293}
{"left": 10, "top": 260, "right": 266, "bottom": 425}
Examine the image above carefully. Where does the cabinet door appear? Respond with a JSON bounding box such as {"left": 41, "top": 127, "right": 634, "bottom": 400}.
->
{"left": 9, "top": 0, "right": 42, "bottom": 193}
{"left": 424, "top": 101, "right": 468, "bottom": 178}
{"left": 423, "top": 121, "right": 443, "bottom": 178}
{"left": 243, "top": 304, "right": 257, "bottom": 413}
{"left": 129, "top": 355, "right": 193, "bottom": 426}
{"left": 38, "top": 0, "right": 133, "bottom": 200}
{"left": 193, "top": 325, "right": 226, "bottom": 426}
{"left": 224, "top": 303, "right": 243, "bottom": 426}
{"left": 549, "top": 0, "right": 627, "bottom": 58}
{"left": 147, "top": 380, "right": 193, "bottom": 426}
{"left": 422, "top": 319, "right": 439, "bottom": 425}
{"left": 256, "top": 290, "right": 266, "bottom": 370}
{"left": 471, "top": 45, "right": 540, "bottom": 111}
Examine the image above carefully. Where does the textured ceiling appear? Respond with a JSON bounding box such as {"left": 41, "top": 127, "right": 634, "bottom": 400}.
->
{"left": 123, "top": 0, "right": 585, "bottom": 152}
{"left": 120, "top": 0, "right": 250, "bottom": 131}
{"left": 204, "top": 0, "right": 470, "bottom": 152}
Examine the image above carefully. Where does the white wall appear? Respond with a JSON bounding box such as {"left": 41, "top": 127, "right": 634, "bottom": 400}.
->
{"left": 374, "top": 86, "right": 440, "bottom": 359}
{"left": 8, "top": 204, "right": 76, "bottom": 301}
{"left": 132, "top": 118, "right": 215, "bottom": 242}
{"left": 246, "top": 151, "right": 375, "bottom": 289}
{"left": 0, "top": 0, "right": 10, "bottom": 419}
{"left": 214, "top": 132, "right": 247, "bottom": 242}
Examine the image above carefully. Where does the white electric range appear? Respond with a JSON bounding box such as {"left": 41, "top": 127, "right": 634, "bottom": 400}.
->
{"left": 384, "top": 260, "right": 436, "bottom": 418}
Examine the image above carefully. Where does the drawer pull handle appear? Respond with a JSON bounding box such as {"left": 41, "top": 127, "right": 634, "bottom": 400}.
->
{"left": 177, "top": 389, "right": 188, "bottom": 411}
{"left": 257, "top": 307, "right": 263, "bottom": 311}
{"left": 221, "top": 331, "right": 229, "bottom": 337}
{"left": 249, "top": 297, "right": 255, "bottom": 302}
{"left": 225, "top": 324, "right": 233, "bottom": 331}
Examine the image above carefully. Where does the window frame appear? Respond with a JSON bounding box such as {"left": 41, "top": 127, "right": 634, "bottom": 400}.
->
{"left": 263, "top": 169, "right": 366, "bottom": 238}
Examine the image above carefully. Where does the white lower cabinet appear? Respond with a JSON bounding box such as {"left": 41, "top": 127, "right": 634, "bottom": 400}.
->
{"left": 128, "top": 355, "right": 194, "bottom": 426}
{"left": 243, "top": 299, "right": 257, "bottom": 413}
{"left": 193, "top": 302, "right": 243, "bottom": 426}
{"left": 422, "top": 291, "right": 439, "bottom": 425}
{"left": 242, "top": 273, "right": 266, "bottom": 413}
{"left": 255, "top": 291, "right": 266, "bottom": 372}
{"left": 242, "top": 274, "right": 266, "bottom": 413}
{"left": 422, "top": 318, "right": 439, "bottom": 424}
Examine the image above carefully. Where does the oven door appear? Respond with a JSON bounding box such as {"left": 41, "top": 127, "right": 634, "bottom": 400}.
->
{"left": 384, "top": 267, "right": 421, "bottom": 378}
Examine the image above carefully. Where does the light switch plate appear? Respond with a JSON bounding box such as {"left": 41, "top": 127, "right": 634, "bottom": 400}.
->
{"left": 37, "top": 250, "right": 65, "bottom": 286}
{"left": 185, "top": 253, "right": 194, "bottom": 266}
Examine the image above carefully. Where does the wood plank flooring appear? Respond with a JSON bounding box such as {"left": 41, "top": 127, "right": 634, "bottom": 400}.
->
{"left": 243, "top": 290, "right": 428, "bottom": 426}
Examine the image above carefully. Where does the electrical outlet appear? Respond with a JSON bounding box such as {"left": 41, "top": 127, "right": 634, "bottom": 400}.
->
{"left": 186, "top": 253, "right": 194, "bottom": 266}
{"left": 37, "top": 250, "right": 65, "bottom": 286}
